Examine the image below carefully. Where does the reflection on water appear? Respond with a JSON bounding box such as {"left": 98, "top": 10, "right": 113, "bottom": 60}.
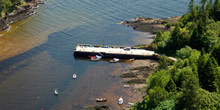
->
{"left": 0, "top": 0, "right": 200, "bottom": 109}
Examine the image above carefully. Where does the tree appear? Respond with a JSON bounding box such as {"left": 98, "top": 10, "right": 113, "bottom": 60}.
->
{"left": 211, "top": 44, "right": 220, "bottom": 64}
{"left": 165, "top": 78, "right": 177, "bottom": 92}
{"left": 176, "top": 46, "right": 192, "bottom": 59}
{"left": 159, "top": 54, "right": 172, "bottom": 70}
{"left": 200, "top": 0, "right": 208, "bottom": 11}
{"left": 201, "top": 21, "right": 220, "bottom": 51}
{"left": 179, "top": 76, "right": 200, "bottom": 109}
{"left": 212, "top": 0, "right": 220, "bottom": 21}
{"left": 188, "top": 0, "right": 195, "bottom": 13}
{"left": 198, "top": 54, "right": 218, "bottom": 92}
{"left": 193, "top": 88, "right": 220, "bottom": 109}
{"left": 170, "top": 24, "right": 183, "bottom": 50}
{"left": 153, "top": 31, "right": 163, "bottom": 43}
{"left": 190, "top": 25, "right": 203, "bottom": 49}
{"left": 148, "top": 87, "right": 168, "bottom": 108}
{"left": 214, "top": 67, "right": 220, "bottom": 93}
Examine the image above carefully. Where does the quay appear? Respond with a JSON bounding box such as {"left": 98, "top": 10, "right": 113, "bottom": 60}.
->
{"left": 73, "top": 44, "right": 159, "bottom": 59}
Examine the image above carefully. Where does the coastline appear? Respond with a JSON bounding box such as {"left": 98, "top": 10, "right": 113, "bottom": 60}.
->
{"left": 0, "top": 0, "right": 46, "bottom": 62}
{"left": 115, "top": 16, "right": 177, "bottom": 109}
{"left": 119, "top": 60, "right": 159, "bottom": 110}
{"left": 0, "top": 0, "right": 45, "bottom": 32}
{"left": 118, "top": 16, "right": 179, "bottom": 34}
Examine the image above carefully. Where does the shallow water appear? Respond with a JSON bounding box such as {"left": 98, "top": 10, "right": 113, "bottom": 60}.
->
{"left": 0, "top": 0, "right": 199, "bottom": 109}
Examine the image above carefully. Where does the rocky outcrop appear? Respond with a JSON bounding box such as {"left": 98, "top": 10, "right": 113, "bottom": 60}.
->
{"left": 7, "top": 5, "right": 34, "bottom": 24}
{"left": 0, "top": 0, "right": 44, "bottom": 32}
{"left": 0, "top": 18, "right": 9, "bottom": 31}
{"left": 119, "top": 16, "right": 180, "bottom": 34}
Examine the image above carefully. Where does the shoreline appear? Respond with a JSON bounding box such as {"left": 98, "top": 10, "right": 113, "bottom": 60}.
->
{"left": 0, "top": 0, "right": 45, "bottom": 32}
{"left": 118, "top": 16, "right": 179, "bottom": 34}
{"left": 115, "top": 16, "right": 178, "bottom": 109}
{"left": 118, "top": 60, "right": 159, "bottom": 110}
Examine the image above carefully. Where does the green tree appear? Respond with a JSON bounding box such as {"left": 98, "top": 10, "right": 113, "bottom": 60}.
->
{"left": 188, "top": 0, "right": 195, "bottom": 13}
{"left": 148, "top": 87, "right": 168, "bottom": 108}
{"left": 211, "top": 44, "right": 220, "bottom": 64}
{"left": 165, "top": 78, "right": 177, "bottom": 92}
{"left": 193, "top": 88, "right": 220, "bottom": 109}
{"left": 214, "top": 67, "right": 220, "bottom": 93}
{"left": 190, "top": 25, "right": 203, "bottom": 49}
{"left": 159, "top": 54, "right": 172, "bottom": 70}
{"left": 176, "top": 46, "right": 192, "bottom": 59}
{"left": 179, "top": 76, "right": 200, "bottom": 109}
{"left": 212, "top": 0, "right": 220, "bottom": 21}
{"left": 153, "top": 31, "right": 163, "bottom": 43}
{"left": 202, "top": 57, "right": 218, "bottom": 92}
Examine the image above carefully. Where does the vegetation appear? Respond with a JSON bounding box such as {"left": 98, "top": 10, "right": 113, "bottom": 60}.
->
{"left": 0, "top": 0, "right": 27, "bottom": 17}
{"left": 131, "top": 0, "right": 220, "bottom": 109}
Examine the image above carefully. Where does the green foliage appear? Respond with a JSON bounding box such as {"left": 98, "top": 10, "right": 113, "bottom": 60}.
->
{"left": 192, "top": 88, "right": 220, "bottom": 109}
{"left": 131, "top": 0, "right": 220, "bottom": 109}
{"left": 158, "top": 54, "right": 172, "bottom": 70}
{"left": 188, "top": 0, "right": 195, "bottom": 13}
{"left": 0, "top": 0, "right": 27, "bottom": 17}
{"left": 147, "top": 87, "right": 168, "bottom": 108}
{"left": 211, "top": 44, "right": 220, "bottom": 64}
{"left": 153, "top": 99, "right": 176, "bottom": 110}
{"left": 201, "top": 21, "right": 220, "bottom": 51}
{"left": 214, "top": 67, "right": 220, "bottom": 93}
{"left": 198, "top": 54, "right": 219, "bottom": 92}
{"left": 176, "top": 45, "right": 192, "bottom": 59}
{"left": 149, "top": 69, "right": 170, "bottom": 89}
{"left": 165, "top": 78, "right": 177, "bottom": 92}
{"left": 153, "top": 31, "right": 163, "bottom": 43}
{"left": 179, "top": 76, "right": 200, "bottom": 109}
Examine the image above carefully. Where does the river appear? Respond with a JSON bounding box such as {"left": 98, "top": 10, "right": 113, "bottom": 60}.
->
{"left": 0, "top": 0, "right": 199, "bottom": 110}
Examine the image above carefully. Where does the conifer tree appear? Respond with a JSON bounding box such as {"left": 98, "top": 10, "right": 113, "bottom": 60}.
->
{"left": 165, "top": 78, "right": 177, "bottom": 92}
{"left": 188, "top": 0, "right": 195, "bottom": 13}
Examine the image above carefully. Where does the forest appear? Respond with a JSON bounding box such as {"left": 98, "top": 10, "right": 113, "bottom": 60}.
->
{"left": 131, "top": 0, "right": 220, "bottom": 109}
{"left": 0, "top": 0, "right": 27, "bottom": 17}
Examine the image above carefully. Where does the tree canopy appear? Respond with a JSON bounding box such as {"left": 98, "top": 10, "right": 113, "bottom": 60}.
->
{"left": 131, "top": 0, "right": 220, "bottom": 109}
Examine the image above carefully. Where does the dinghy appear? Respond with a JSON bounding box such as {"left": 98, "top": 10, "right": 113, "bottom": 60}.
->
{"left": 118, "top": 97, "right": 123, "bottom": 104}
{"left": 110, "top": 58, "right": 119, "bottom": 63}
{"left": 73, "top": 74, "right": 77, "bottom": 79}
{"left": 96, "top": 98, "right": 107, "bottom": 102}
{"left": 54, "top": 89, "right": 59, "bottom": 95}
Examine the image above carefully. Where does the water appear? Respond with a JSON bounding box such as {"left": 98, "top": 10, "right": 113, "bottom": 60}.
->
{"left": 0, "top": 0, "right": 199, "bottom": 109}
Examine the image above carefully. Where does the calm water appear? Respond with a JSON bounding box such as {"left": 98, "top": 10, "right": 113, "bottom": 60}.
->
{"left": 0, "top": 0, "right": 199, "bottom": 110}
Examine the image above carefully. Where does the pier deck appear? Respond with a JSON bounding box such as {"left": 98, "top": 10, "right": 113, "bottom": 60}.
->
{"left": 74, "top": 44, "right": 158, "bottom": 59}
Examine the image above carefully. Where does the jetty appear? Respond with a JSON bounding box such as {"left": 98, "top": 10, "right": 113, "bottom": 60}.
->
{"left": 74, "top": 44, "right": 159, "bottom": 60}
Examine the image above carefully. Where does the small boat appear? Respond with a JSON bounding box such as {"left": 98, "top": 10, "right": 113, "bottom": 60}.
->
{"left": 88, "top": 55, "right": 95, "bottom": 58}
{"left": 95, "top": 55, "right": 102, "bottom": 59}
{"left": 118, "top": 97, "right": 123, "bottom": 104}
{"left": 54, "top": 89, "right": 58, "bottom": 95}
{"left": 128, "top": 102, "right": 134, "bottom": 105}
{"left": 124, "top": 85, "right": 130, "bottom": 88}
{"left": 91, "top": 56, "right": 100, "bottom": 61}
{"left": 129, "top": 58, "right": 134, "bottom": 61}
{"left": 96, "top": 98, "right": 107, "bottom": 102}
{"left": 110, "top": 58, "right": 119, "bottom": 63}
{"left": 73, "top": 74, "right": 77, "bottom": 79}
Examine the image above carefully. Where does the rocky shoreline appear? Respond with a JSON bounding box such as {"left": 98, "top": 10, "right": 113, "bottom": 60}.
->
{"left": 115, "top": 16, "right": 179, "bottom": 109}
{"left": 119, "top": 60, "right": 159, "bottom": 110}
{"left": 119, "top": 16, "right": 179, "bottom": 34}
{"left": 0, "top": 0, "right": 45, "bottom": 32}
